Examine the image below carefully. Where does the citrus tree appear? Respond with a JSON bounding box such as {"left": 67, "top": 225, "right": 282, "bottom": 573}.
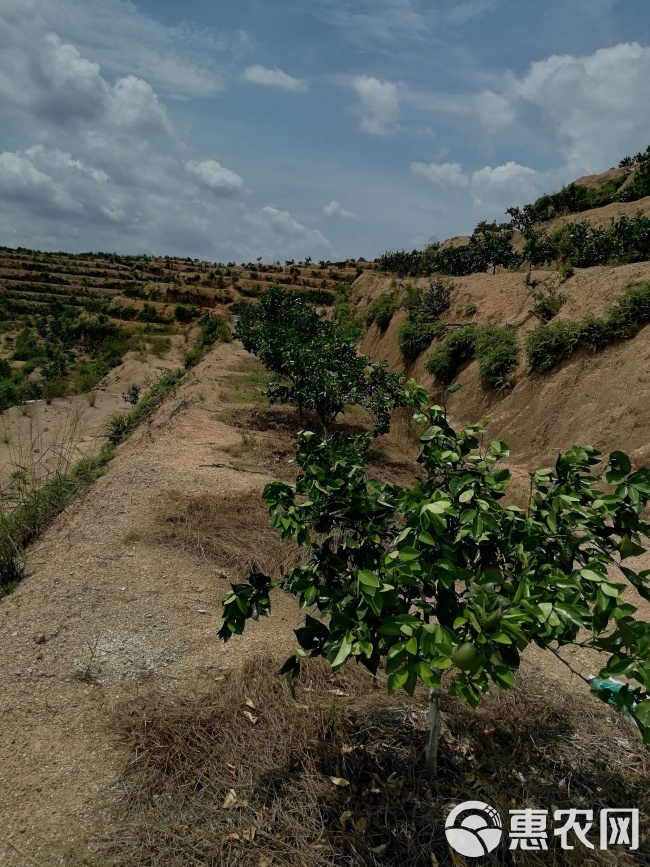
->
{"left": 218, "top": 382, "right": 650, "bottom": 774}
{"left": 235, "top": 286, "right": 405, "bottom": 434}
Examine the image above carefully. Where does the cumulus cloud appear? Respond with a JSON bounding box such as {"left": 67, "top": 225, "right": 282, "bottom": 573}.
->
{"left": 243, "top": 65, "right": 307, "bottom": 92}
{"left": 323, "top": 200, "right": 358, "bottom": 219}
{"left": 185, "top": 159, "right": 243, "bottom": 196}
{"left": 513, "top": 42, "right": 650, "bottom": 168}
{"left": 474, "top": 89, "right": 514, "bottom": 133}
{"left": 352, "top": 75, "right": 399, "bottom": 135}
{"left": 470, "top": 161, "right": 539, "bottom": 208}
{"left": 411, "top": 161, "right": 469, "bottom": 188}
{"left": 249, "top": 206, "right": 333, "bottom": 257}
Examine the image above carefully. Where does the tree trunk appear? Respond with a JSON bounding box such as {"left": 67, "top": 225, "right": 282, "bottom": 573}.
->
{"left": 425, "top": 684, "right": 441, "bottom": 779}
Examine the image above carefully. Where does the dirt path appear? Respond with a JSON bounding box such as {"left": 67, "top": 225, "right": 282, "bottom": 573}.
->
{"left": 0, "top": 342, "right": 302, "bottom": 865}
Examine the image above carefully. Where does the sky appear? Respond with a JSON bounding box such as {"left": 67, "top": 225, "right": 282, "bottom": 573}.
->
{"left": 1, "top": 0, "right": 650, "bottom": 263}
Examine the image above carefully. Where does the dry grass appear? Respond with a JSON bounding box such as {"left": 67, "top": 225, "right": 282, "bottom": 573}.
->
{"left": 137, "top": 489, "right": 299, "bottom": 579}
{"left": 83, "top": 654, "right": 649, "bottom": 867}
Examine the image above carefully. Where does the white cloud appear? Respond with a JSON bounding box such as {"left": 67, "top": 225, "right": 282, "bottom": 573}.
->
{"left": 107, "top": 75, "right": 171, "bottom": 133}
{"left": 514, "top": 42, "right": 650, "bottom": 169}
{"left": 474, "top": 89, "right": 514, "bottom": 133}
{"left": 352, "top": 75, "right": 399, "bottom": 135}
{"left": 323, "top": 200, "right": 358, "bottom": 219}
{"left": 243, "top": 65, "right": 307, "bottom": 93}
{"left": 185, "top": 159, "right": 243, "bottom": 196}
{"left": 470, "top": 161, "right": 539, "bottom": 208}
{"left": 444, "top": 0, "right": 502, "bottom": 26}
{"left": 411, "top": 161, "right": 469, "bottom": 188}
{"left": 252, "top": 206, "right": 333, "bottom": 256}
{"left": 35, "top": 0, "right": 232, "bottom": 98}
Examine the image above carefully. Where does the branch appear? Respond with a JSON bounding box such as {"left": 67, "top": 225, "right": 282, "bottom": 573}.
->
{"left": 547, "top": 644, "right": 593, "bottom": 687}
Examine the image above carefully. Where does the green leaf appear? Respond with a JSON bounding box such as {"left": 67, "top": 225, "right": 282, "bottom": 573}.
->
{"left": 387, "top": 669, "right": 409, "bottom": 694}
{"left": 358, "top": 570, "right": 380, "bottom": 588}
{"left": 633, "top": 701, "right": 650, "bottom": 728}
{"left": 331, "top": 636, "right": 353, "bottom": 669}
{"left": 398, "top": 546, "right": 420, "bottom": 561}
{"left": 405, "top": 636, "right": 418, "bottom": 655}
{"left": 459, "top": 489, "right": 474, "bottom": 503}
{"left": 620, "top": 535, "right": 646, "bottom": 560}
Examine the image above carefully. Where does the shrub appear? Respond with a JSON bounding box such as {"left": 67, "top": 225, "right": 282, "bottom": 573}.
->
{"left": 526, "top": 321, "right": 583, "bottom": 372}
{"left": 426, "top": 326, "right": 477, "bottom": 383}
{"left": 426, "top": 325, "right": 518, "bottom": 390}
{"left": 42, "top": 376, "right": 67, "bottom": 403}
{"left": 465, "top": 301, "right": 478, "bottom": 316}
{"left": 174, "top": 304, "right": 197, "bottom": 323}
{"left": 474, "top": 326, "right": 519, "bottom": 389}
{"left": 365, "top": 293, "right": 399, "bottom": 330}
{"left": 527, "top": 282, "right": 650, "bottom": 372}
{"left": 398, "top": 316, "right": 444, "bottom": 361}
{"left": 75, "top": 365, "right": 100, "bottom": 394}
{"left": 533, "top": 287, "right": 566, "bottom": 321}
{"left": 13, "top": 330, "right": 42, "bottom": 361}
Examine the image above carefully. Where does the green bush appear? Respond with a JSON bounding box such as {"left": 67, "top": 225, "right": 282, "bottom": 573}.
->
{"left": 474, "top": 326, "right": 519, "bottom": 389}
{"left": 426, "top": 325, "right": 518, "bottom": 390}
{"left": 13, "top": 330, "right": 42, "bottom": 362}
{"left": 526, "top": 320, "right": 585, "bottom": 372}
{"left": 527, "top": 282, "right": 650, "bottom": 372}
{"left": 426, "top": 326, "right": 477, "bottom": 383}
{"left": 533, "top": 288, "right": 566, "bottom": 321}
{"left": 398, "top": 316, "right": 444, "bottom": 362}
{"left": 75, "top": 365, "right": 100, "bottom": 394}
{"left": 42, "top": 376, "right": 68, "bottom": 403}
{"left": 365, "top": 294, "right": 400, "bottom": 331}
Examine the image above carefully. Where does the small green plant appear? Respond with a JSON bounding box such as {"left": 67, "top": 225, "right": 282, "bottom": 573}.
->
{"left": 533, "top": 285, "right": 566, "bottom": 321}
{"left": 464, "top": 301, "right": 478, "bottom": 316}
{"left": 219, "top": 384, "right": 650, "bottom": 775}
{"left": 42, "top": 375, "right": 67, "bottom": 403}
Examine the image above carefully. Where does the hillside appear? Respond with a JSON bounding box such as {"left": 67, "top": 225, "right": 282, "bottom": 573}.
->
{"left": 1, "top": 163, "right": 650, "bottom": 865}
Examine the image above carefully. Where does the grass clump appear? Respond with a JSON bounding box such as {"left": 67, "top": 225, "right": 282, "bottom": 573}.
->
{"left": 104, "top": 369, "right": 184, "bottom": 444}
{"left": 183, "top": 314, "right": 231, "bottom": 369}
{"left": 526, "top": 281, "right": 650, "bottom": 373}
{"left": 365, "top": 293, "right": 400, "bottom": 331}
{"left": 0, "top": 443, "right": 115, "bottom": 591}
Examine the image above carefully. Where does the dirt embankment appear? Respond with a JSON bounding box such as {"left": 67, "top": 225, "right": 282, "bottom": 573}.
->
{"left": 354, "top": 260, "right": 650, "bottom": 468}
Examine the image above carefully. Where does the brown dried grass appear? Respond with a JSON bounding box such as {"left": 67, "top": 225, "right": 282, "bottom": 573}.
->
{"left": 88, "top": 655, "right": 648, "bottom": 867}
{"left": 141, "top": 489, "right": 299, "bottom": 579}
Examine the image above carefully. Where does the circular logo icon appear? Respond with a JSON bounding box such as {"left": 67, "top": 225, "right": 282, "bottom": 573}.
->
{"left": 445, "top": 800, "right": 503, "bottom": 858}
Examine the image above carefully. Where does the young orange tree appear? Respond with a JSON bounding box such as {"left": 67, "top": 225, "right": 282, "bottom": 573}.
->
{"left": 219, "top": 382, "right": 650, "bottom": 774}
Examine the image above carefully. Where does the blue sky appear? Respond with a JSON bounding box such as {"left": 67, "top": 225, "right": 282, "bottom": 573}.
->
{"left": 1, "top": 0, "right": 649, "bottom": 262}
